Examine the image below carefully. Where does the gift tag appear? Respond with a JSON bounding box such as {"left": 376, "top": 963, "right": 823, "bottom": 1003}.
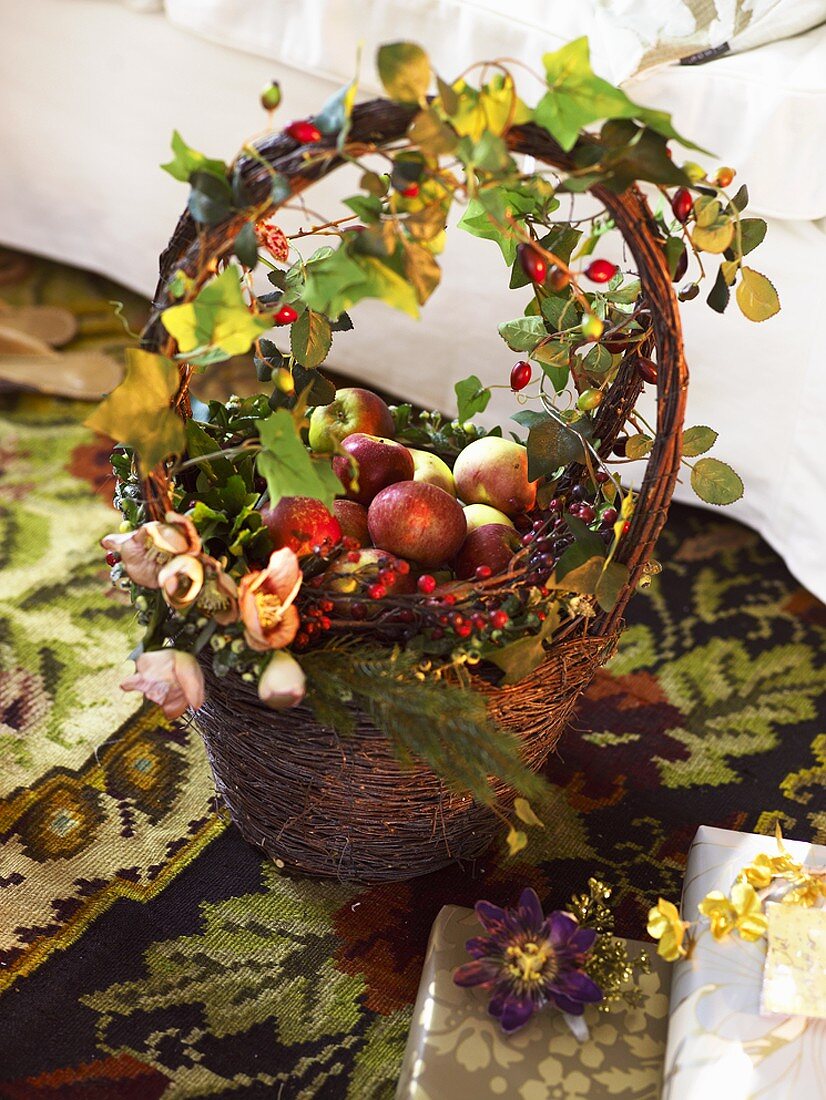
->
{"left": 761, "top": 902, "right": 826, "bottom": 1019}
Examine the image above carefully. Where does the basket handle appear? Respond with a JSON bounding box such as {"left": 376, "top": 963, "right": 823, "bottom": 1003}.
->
{"left": 141, "top": 99, "right": 687, "bottom": 636}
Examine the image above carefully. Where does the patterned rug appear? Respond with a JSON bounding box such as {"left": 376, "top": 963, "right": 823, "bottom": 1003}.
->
{"left": 1, "top": 253, "right": 824, "bottom": 1099}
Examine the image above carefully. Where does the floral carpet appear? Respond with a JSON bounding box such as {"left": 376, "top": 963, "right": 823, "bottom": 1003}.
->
{"left": 1, "top": 254, "right": 825, "bottom": 1099}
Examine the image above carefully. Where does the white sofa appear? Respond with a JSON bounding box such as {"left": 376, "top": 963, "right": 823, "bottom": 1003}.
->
{"left": 1, "top": 0, "right": 824, "bottom": 599}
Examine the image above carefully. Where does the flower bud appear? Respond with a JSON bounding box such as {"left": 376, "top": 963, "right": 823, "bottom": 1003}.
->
{"left": 258, "top": 651, "right": 306, "bottom": 709}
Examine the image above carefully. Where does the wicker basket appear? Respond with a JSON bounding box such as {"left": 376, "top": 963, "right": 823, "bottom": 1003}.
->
{"left": 140, "top": 99, "right": 687, "bottom": 883}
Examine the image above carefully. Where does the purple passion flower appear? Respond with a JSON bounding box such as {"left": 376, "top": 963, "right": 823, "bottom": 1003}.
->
{"left": 453, "top": 887, "right": 603, "bottom": 1032}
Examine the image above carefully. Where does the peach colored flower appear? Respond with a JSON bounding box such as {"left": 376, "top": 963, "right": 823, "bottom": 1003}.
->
{"left": 102, "top": 512, "right": 201, "bottom": 589}
{"left": 120, "top": 649, "right": 205, "bottom": 719}
{"left": 254, "top": 221, "right": 290, "bottom": 263}
{"left": 158, "top": 554, "right": 238, "bottom": 624}
{"left": 238, "top": 547, "right": 302, "bottom": 651}
{"left": 258, "top": 651, "right": 306, "bottom": 709}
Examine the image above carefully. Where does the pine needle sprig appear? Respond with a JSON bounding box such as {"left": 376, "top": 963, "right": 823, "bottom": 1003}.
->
{"left": 301, "top": 644, "right": 545, "bottom": 806}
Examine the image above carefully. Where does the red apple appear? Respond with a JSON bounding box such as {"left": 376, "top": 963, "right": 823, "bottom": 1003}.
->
{"left": 454, "top": 523, "right": 520, "bottom": 580}
{"left": 453, "top": 437, "right": 537, "bottom": 516}
{"left": 332, "top": 499, "right": 371, "bottom": 546}
{"left": 308, "top": 387, "right": 395, "bottom": 452}
{"left": 333, "top": 434, "right": 415, "bottom": 507}
{"left": 261, "top": 496, "right": 341, "bottom": 556}
{"left": 367, "top": 481, "right": 467, "bottom": 568}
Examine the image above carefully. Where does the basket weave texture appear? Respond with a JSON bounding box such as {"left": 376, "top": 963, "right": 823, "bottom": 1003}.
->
{"left": 142, "top": 98, "right": 688, "bottom": 882}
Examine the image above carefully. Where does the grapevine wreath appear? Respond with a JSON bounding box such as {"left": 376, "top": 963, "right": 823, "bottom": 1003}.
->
{"left": 89, "top": 40, "right": 778, "bottom": 882}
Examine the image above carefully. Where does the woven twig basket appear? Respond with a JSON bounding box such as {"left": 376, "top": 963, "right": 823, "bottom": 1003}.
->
{"left": 140, "top": 99, "right": 687, "bottom": 882}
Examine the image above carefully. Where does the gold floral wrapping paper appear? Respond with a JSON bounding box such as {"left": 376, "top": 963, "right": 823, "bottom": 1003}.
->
{"left": 395, "top": 906, "right": 671, "bottom": 1100}
{"left": 662, "top": 826, "right": 826, "bottom": 1099}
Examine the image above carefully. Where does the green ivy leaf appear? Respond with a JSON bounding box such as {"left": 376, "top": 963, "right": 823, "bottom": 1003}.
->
{"left": 498, "top": 315, "right": 546, "bottom": 353}
{"left": 526, "top": 418, "right": 585, "bottom": 479}
{"left": 455, "top": 375, "right": 491, "bottom": 421}
{"left": 690, "top": 457, "right": 744, "bottom": 505}
{"left": 735, "top": 267, "right": 780, "bottom": 322}
{"left": 595, "top": 560, "right": 629, "bottom": 612}
{"left": 161, "top": 130, "right": 227, "bottom": 183}
{"left": 377, "top": 42, "right": 430, "bottom": 103}
{"left": 488, "top": 609, "right": 560, "bottom": 685}
{"left": 85, "top": 349, "right": 184, "bottom": 472}
{"left": 535, "top": 38, "right": 702, "bottom": 153}
{"left": 290, "top": 309, "right": 332, "bottom": 369}
{"left": 188, "top": 170, "right": 234, "bottom": 226}
{"left": 457, "top": 189, "right": 533, "bottom": 264}
{"left": 681, "top": 425, "right": 718, "bottom": 457}
{"left": 161, "top": 266, "right": 272, "bottom": 364}
{"left": 256, "top": 409, "right": 339, "bottom": 510}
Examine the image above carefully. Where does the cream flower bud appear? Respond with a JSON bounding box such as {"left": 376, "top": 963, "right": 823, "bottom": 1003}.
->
{"left": 258, "top": 651, "right": 306, "bottom": 710}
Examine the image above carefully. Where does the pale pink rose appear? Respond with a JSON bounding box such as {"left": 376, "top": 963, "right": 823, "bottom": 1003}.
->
{"left": 102, "top": 511, "right": 201, "bottom": 589}
{"left": 120, "top": 649, "right": 205, "bottom": 719}
{"left": 238, "top": 547, "right": 302, "bottom": 651}
{"left": 258, "top": 651, "right": 306, "bottom": 709}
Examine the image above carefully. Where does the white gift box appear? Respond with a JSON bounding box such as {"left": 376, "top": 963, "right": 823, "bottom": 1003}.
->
{"left": 662, "top": 826, "right": 826, "bottom": 1100}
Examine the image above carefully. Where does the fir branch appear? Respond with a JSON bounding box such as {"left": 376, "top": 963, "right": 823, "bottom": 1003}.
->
{"left": 301, "top": 644, "right": 545, "bottom": 805}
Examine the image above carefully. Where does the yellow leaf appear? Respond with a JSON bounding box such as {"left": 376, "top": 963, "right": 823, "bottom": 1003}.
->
{"left": 161, "top": 265, "right": 272, "bottom": 363}
{"left": 506, "top": 826, "right": 528, "bottom": 856}
{"left": 736, "top": 267, "right": 781, "bottom": 322}
{"left": 85, "top": 349, "right": 185, "bottom": 471}
{"left": 514, "top": 797, "right": 545, "bottom": 828}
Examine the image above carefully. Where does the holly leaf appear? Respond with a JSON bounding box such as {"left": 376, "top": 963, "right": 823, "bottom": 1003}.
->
{"left": 681, "top": 425, "right": 718, "bottom": 457}
{"left": 85, "top": 349, "right": 184, "bottom": 472}
{"left": 161, "top": 266, "right": 272, "bottom": 364}
{"left": 377, "top": 42, "right": 430, "bottom": 103}
{"left": 498, "top": 315, "right": 546, "bottom": 353}
{"left": 161, "top": 130, "right": 227, "bottom": 183}
{"left": 256, "top": 409, "right": 339, "bottom": 510}
{"left": 690, "top": 457, "right": 744, "bottom": 505}
{"left": 735, "top": 267, "right": 780, "bottom": 322}
{"left": 290, "top": 309, "right": 332, "bottom": 369}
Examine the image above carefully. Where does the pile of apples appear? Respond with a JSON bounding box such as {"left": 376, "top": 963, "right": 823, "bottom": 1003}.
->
{"left": 261, "top": 386, "right": 538, "bottom": 589}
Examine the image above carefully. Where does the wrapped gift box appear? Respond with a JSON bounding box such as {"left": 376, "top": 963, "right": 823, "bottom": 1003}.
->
{"left": 396, "top": 905, "right": 672, "bottom": 1099}
{"left": 662, "top": 826, "right": 826, "bottom": 1099}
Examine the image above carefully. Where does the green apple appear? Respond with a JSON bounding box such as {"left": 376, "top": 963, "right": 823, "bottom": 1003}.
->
{"left": 409, "top": 448, "right": 456, "bottom": 496}
{"left": 462, "top": 503, "right": 515, "bottom": 532}
{"left": 308, "top": 387, "right": 395, "bottom": 452}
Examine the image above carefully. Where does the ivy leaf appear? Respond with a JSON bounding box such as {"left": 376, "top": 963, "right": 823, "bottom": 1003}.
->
{"left": 409, "top": 107, "right": 458, "bottom": 154}
{"left": 457, "top": 189, "right": 534, "bottom": 264}
{"left": 455, "top": 375, "right": 491, "bottom": 422}
{"left": 448, "top": 74, "right": 532, "bottom": 143}
{"left": 256, "top": 409, "right": 339, "bottom": 510}
{"left": 690, "top": 457, "right": 744, "bottom": 505}
{"left": 85, "top": 349, "right": 184, "bottom": 472}
{"left": 681, "top": 425, "right": 718, "bottom": 457}
{"left": 377, "top": 42, "right": 430, "bottom": 103}
{"left": 161, "top": 130, "right": 227, "bottom": 183}
{"left": 514, "top": 797, "right": 544, "bottom": 828}
{"left": 595, "top": 560, "right": 629, "bottom": 612}
{"left": 735, "top": 267, "right": 780, "bottom": 322}
{"left": 488, "top": 609, "right": 559, "bottom": 685}
{"left": 233, "top": 221, "right": 259, "bottom": 269}
{"left": 314, "top": 79, "right": 357, "bottom": 142}
{"left": 290, "top": 309, "right": 332, "bottom": 369}
{"left": 526, "top": 418, "right": 586, "bottom": 479}
{"left": 188, "top": 170, "right": 234, "bottom": 226}
{"left": 498, "top": 315, "right": 546, "bottom": 353}
{"left": 161, "top": 266, "right": 272, "bottom": 364}
{"left": 403, "top": 241, "right": 442, "bottom": 305}
{"left": 535, "top": 38, "right": 702, "bottom": 153}
{"left": 551, "top": 551, "right": 604, "bottom": 593}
